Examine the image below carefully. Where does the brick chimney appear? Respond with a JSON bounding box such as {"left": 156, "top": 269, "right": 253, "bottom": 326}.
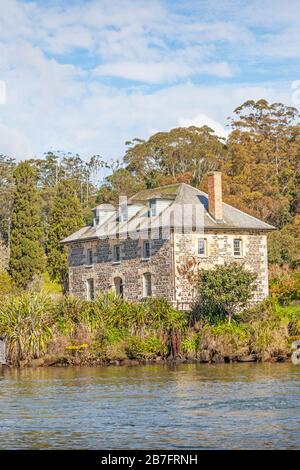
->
{"left": 207, "top": 171, "right": 223, "bottom": 221}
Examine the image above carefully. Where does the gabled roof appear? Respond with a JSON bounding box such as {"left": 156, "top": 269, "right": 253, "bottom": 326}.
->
{"left": 61, "top": 182, "right": 275, "bottom": 243}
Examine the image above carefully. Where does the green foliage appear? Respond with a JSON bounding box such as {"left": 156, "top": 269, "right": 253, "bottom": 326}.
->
{"left": 269, "top": 268, "right": 300, "bottom": 304}
{"left": 123, "top": 126, "right": 227, "bottom": 187}
{"left": 97, "top": 168, "right": 146, "bottom": 204}
{"left": 193, "top": 263, "right": 257, "bottom": 323}
{"left": 0, "top": 292, "right": 54, "bottom": 364}
{"left": 46, "top": 179, "right": 83, "bottom": 288}
{"left": 0, "top": 237, "right": 9, "bottom": 271}
{"left": 9, "top": 162, "right": 45, "bottom": 288}
{"left": 201, "top": 321, "right": 251, "bottom": 358}
{"left": 125, "top": 336, "right": 167, "bottom": 360}
{"left": 0, "top": 271, "right": 14, "bottom": 299}
{"left": 0, "top": 155, "right": 15, "bottom": 242}
{"left": 40, "top": 272, "right": 62, "bottom": 296}
{"left": 181, "top": 332, "right": 201, "bottom": 355}
{"left": 275, "top": 303, "right": 300, "bottom": 336}
{"left": 226, "top": 100, "right": 300, "bottom": 227}
{"left": 268, "top": 215, "right": 300, "bottom": 266}
{"left": 55, "top": 295, "right": 92, "bottom": 335}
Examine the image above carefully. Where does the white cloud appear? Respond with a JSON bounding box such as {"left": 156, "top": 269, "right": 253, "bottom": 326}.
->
{"left": 178, "top": 113, "right": 229, "bottom": 138}
{"left": 0, "top": 123, "right": 33, "bottom": 159}
{"left": 0, "top": 0, "right": 298, "bottom": 161}
{"left": 95, "top": 60, "right": 234, "bottom": 83}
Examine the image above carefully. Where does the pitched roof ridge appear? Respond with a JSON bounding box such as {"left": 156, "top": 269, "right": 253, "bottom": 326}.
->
{"left": 222, "top": 200, "right": 276, "bottom": 229}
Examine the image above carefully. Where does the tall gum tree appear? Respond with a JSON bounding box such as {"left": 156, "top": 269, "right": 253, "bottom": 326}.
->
{"left": 47, "top": 179, "right": 83, "bottom": 291}
{"left": 9, "top": 162, "right": 45, "bottom": 288}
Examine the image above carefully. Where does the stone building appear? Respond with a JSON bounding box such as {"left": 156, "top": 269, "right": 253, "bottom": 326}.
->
{"left": 62, "top": 172, "right": 275, "bottom": 306}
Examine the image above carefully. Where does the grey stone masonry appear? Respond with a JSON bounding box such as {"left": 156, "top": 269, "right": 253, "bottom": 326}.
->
{"left": 65, "top": 180, "right": 274, "bottom": 304}
{"left": 68, "top": 236, "right": 175, "bottom": 301}
{"left": 68, "top": 229, "right": 269, "bottom": 304}
{"left": 174, "top": 230, "right": 269, "bottom": 303}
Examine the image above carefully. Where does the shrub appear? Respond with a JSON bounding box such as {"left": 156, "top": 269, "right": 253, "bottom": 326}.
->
{"left": 200, "top": 321, "right": 251, "bottom": 358}
{"left": 275, "top": 303, "right": 300, "bottom": 336}
{"left": 0, "top": 270, "right": 14, "bottom": 299}
{"left": 55, "top": 295, "right": 91, "bottom": 335}
{"left": 270, "top": 268, "right": 300, "bottom": 304}
{"left": 181, "top": 332, "right": 201, "bottom": 356}
{"left": 0, "top": 292, "right": 54, "bottom": 364}
{"left": 125, "top": 336, "right": 167, "bottom": 360}
{"left": 192, "top": 263, "right": 257, "bottom": 324}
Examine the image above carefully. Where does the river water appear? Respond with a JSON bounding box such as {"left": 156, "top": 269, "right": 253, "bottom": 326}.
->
{"left": 0, "top": 363, "right": 299, "bottom": 449}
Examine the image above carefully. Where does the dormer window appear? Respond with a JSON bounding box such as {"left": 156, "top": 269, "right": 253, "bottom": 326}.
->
{"left": 92, "top": 204, "right": 116, "bottom": 227}
{"left": 149, "top": 199, "right": 157, "bottom": 217}
{"left": 92, "top": 209, "right": 99, "bottom": 227}
{"left": 120, "top": 206, "right": 128, "bottom": 222}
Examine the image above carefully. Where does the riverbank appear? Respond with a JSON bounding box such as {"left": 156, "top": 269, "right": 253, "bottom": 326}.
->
{"left": 0, "top": 291, "right": 299, "bottom": 368}
{"left": 15, "top": 352, "right": 292, "bottom": 369}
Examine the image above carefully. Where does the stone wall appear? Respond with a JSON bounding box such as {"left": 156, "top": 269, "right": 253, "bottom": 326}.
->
{"left": 174, "top": 230, "right": 269, "bottom": 303}
{"left": 68, "top": 230, "right": 269, "bottom": 305}
{"left": 68, "top": 236, "right": 175, "bottom": 301}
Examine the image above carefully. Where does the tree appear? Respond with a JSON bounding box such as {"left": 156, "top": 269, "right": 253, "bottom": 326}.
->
{"left": 268, "top": 215, "right": 300, "bottom": 267}
{"left": 0, "top": 154, "right": 15, "bottom": 242}
{"left": 124, "top": 125, "right": 227, "bottom": 187}
{"left": 226, "top": 100, "right": 300, "bottom": 227}
{"left": 9, "top": 162, "right": 45, "bottom": 288}
{"left": 47, "top": 179, "right": 83, "bottom": 290}
{"left": 97, "top": 168, "right": 146, "bottom": 204}
{"left": 193, "top": 263, "right": 257, "bottom": 324}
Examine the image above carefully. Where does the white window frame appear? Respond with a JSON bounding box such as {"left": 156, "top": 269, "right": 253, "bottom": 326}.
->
{"left": 198, "top": 238, "right": 207, "bottom": 257}
{"left": 113, "top": 244, "right": 121, "bottom": 263}
{"left": 149, "top": 199, "right": 157, "bottom": 217}
{"left": 86, "top": 278, "right": 95, "bottom": 301}
{"left": 142, "top": 240, "right": 150, "bottom": 260}
{"left": 143, "top": 272, "right": 152, "bottom": 298}
{"left": 233, "top": 239, "right": 243, "bottom": 257}
{"left": 120, "top": 206, "right": 128, "bottom": 222}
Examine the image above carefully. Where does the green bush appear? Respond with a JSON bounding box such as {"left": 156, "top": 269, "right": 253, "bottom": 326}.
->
{"left": 270, "top": 269, "right": 300, "bottom": 304}
{"left": 0, "top": 271, "right": 14, "bottom": 299}
{"left": 0, "top": 292, "right": 54, "bottom": 364}
{"left": 275, "top": 303, "right": 300, "bottom": 336}
{"left": 193, "top": 263, "right": 257, "bottom": 324}
{"left": 181, "top": 332, "right": 201, "bottom": 356}
{"left": 125, "top": 336, "right": 167, "bottom": 360}
{"left": 200, "top": 321, "right": 251, "bottom": 358}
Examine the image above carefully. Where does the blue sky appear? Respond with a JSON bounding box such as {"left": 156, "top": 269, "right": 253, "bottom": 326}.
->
{"left": 0, "top": 0, "right": 300, "bottom": 160}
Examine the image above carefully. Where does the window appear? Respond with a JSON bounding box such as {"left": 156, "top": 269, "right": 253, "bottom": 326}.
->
{"left": 114, "top": 277, "right": 124, "bottom": 298}
{"left": 143, "top": 272, "right": 152, "bottom": 297}
{"left": 143, "top": 240, "right": 150, "bottom": 259}
{"left": 87, "top": 249, "right": 93, "bottom": 265}
{"left": 198, "top": 238, "right": 207, "bottom": 257}
{"left": 149, "top": 199, "right": 156, "bottom": 217}
{"left": 86, "top": 278, "right": 95, "bottom": 301}
{"left": 113, "top": 245, "right": 121, "bottom": 262}
{"left": 120, "top": 206, "right": 128, "bottom": 222}
{"left": 233, "top": 239, "right": 242, "bottom": 257}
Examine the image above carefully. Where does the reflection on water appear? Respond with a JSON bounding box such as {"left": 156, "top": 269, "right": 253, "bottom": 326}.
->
{"left": 0, "top": 363, "right": 299, "bottom": 449}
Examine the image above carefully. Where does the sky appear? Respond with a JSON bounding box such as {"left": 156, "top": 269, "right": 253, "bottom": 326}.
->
{"left": 0, "top": 0, "right": 300, "bottom": 161}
